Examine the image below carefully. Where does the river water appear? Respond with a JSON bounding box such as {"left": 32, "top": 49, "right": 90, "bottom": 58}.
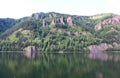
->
{"left": 0, "top": 51, "right": 120, "bottom": 78}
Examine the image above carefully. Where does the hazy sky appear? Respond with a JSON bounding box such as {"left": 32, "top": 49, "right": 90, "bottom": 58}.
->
{"left": 0, "top": 0, "right": 120, "bottom": 18}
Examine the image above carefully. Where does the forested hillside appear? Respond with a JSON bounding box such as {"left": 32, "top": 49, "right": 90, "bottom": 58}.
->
{"left": 0, "top": 12, "right": 120, "bottom": 51}
{"left": 0, "top": 18, "right": 16, "bottom": 34}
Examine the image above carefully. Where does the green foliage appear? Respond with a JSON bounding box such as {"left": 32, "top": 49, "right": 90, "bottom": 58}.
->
{"left": 0, "top": 18, "right": 16, "bottom": 34}
{"left": 0, "top": 12, "right": 119, "bottom": 51}
{"left": 95, "top": 24, "right": 120, "bottom": 44}
{"left": 90, "top": 13, "right": 114, "bottom": 21}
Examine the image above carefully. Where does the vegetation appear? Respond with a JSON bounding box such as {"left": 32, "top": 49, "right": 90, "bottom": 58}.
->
{"left": 0, "top": 12, "right": 120, "bottom": 51}
{"left": 0, "top": 18, "right": 16, "bottom": 34}
{"left": 0, "top": 12, "right": 120, "bottom": 78}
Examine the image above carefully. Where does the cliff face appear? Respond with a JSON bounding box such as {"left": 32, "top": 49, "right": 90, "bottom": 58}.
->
{"left": 30, "top": 12, "right": 75, "bottom": 27}
{"left": 95, "top": 15, "right": 120, "bottom": 30}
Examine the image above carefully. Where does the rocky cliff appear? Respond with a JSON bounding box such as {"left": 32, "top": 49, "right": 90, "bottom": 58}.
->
{"left": 95, "top": 15, "right": 120, "bottom": 30}
{"left": 30, "top": 12, "right": 74, "bottom": 27}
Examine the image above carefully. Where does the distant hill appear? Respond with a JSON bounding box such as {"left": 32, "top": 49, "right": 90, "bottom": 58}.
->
{"left": 0, "top": 12, "right": 120, "bottom": 51}
{"left": 0, "top": 18, "right": 16, "bottom": 34}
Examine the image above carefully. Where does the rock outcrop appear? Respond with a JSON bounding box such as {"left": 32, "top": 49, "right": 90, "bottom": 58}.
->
{"left": 88, "top": 43, "right": 113, "bottom": 52}
{"left": 59, "top": 17, "right": 65, "bottom": 24}
{"left": 88, "top": 42, "right": 120, "bottom": 53}
{"left": 31, "top": 12, "right": 75, "bottom": 27}
{"left": 31, "top": 12, "right": 45, "bottom": 20}
{"left": 95, "top": 15, "right": 120, "bottom": 30}
{"left": 51, "top": 19, "right": 55, "bottom": 25}
{"left": 42, "top": 19, "right": 47, "bottom": 27}
{"left": 24, "top": 46, "right": 36, "bottom": 58}
{"left": 67, "top": 16, "right": 73, "bottom": 26}
{"left": 50, "top": 16, "right": 74, "bottom": 26}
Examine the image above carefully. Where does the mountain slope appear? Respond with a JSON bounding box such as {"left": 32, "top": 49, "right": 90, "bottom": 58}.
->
{"left": 0, "top": 12, "right": 120, "bottom": 51}
{"left": 0, "top": 18, "right": 16, "bottom": 34}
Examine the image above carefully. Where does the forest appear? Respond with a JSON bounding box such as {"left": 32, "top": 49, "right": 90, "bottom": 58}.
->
{"left": 0, "top": 12, "right": 120, "bottom": 51}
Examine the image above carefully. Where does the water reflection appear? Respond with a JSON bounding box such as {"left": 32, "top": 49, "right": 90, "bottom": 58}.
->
{"left": 89, "top": 51, "right": 120, "bottom": 61}
{"left": 0, "top": 52, "right": 120, "bottom": 78}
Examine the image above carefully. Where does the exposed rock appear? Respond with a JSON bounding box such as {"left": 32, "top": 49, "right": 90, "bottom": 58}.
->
{"left": 31, "top": 13, "right": 74, "bottom": 26}
{"left": 95, "top": 15, "right": 120, "bottom": 30}
{"left": 24, "top": 46, "right": 36, "bottom": 58}
{"left": 55, "top": 17, "right": 66, "bottom": 25}
{"left": 67, "top": 16, "right": 73, "bottom": 26}
{"left": 95, "top": 22, "right": 102, "bottom": 30}
{"left": 88, "top": 43, "right": 113, "bottom": 52}
{"left": 59, "top": 17, "right": 65, "bottom": 24}
{"left": 111, "top": 15, "right": 120, "bottom": 24}
{"left": 51, "top": 19, "right": 55, "bottom": 25}
{"left": 31, "top": 12, "right": 45, "bottom": 20}
{"left": 42, "top": 19, "right": 47, "bottom": 27}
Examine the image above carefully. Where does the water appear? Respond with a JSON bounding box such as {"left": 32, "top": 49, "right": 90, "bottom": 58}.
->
{"left": 0, "top": 51, "right": 120, "bottom": 78}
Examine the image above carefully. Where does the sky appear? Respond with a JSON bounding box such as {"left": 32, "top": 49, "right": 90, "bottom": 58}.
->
{"left": 0, "top": 0, "right": 120, "bottom": 18}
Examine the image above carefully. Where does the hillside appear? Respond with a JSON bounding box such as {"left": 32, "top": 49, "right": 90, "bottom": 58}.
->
{"left": 0, "top": 12, "right": 120, "bottom": 51}
{"left": 0, "top": 18, "right": 16, "bottom": 34}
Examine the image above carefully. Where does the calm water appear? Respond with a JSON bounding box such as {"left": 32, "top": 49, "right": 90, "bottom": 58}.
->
{"left": 0, "top": 51, "right": 120, "bottom": 78}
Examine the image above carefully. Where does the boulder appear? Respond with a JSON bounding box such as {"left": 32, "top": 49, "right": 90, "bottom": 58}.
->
{"left": 24, "top": 46, "right": 36, "bottom": 58}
